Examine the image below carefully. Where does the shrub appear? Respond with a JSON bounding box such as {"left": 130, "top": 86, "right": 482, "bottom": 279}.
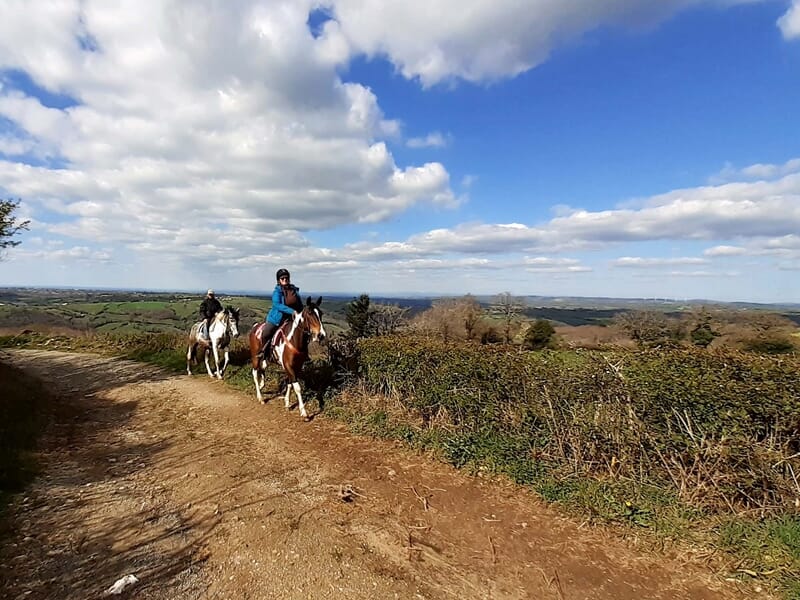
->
{"left": 350, "top": 336, "right": 800, "bottom": 513}
{"left": 523, "top": 319, "right": 555, "bottom": 350}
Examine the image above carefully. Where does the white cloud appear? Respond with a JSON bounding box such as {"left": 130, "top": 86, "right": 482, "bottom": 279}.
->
{"left": 14, "top": 244, "right": 112, "bottom": 263}
{"left": 407, "top": 132, "right": 449, "bottom": 148}
{"left": 778, "top": 0, "right": 800, "bottom": 39}
{"left": 612, "top": 256, "right": 709, "bottom": 267}
{"left": 704, "top": 245, "right": 747, "bottom": 257}
{"left": 461, "top": 175, "right": 477, "bottom": 188}
{"left": 524, "top": 257, "right": 592, "bottom": 273}
{"left": 324, "top": 0, "right": 786, "bottom": 87}
{"left": 710, "top": 157, "right": 800, "bottom": 183}
{"left": 328, "top": 171, "right": 800, "bottom": 275}
{"left": 0, "top": 1, "right": 797, "bottom": 301}
{"left": 664, "top": 270, "right": 737, "bottom": 278}
{"left": 0, "top": 0, "right": 459, "bottom": 269}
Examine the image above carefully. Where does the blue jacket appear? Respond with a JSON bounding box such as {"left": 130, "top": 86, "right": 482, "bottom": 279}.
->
{"left": 266, "top": 284, "right": 300, "bottom": 326}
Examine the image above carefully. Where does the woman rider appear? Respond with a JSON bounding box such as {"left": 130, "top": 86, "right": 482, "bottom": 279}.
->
{"left": 259, "top": 268, "right": 303, "bottom": 360}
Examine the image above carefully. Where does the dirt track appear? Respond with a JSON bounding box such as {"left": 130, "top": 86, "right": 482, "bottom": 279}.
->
{"left": 0, "top": 349, "right": 758, "bottom": 600}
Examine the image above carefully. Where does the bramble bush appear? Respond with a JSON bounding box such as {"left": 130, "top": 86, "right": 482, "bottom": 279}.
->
{"left": 342, "top": 335, "right": 800, "bottom": 514}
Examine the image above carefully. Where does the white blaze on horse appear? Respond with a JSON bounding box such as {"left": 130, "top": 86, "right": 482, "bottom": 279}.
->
{"left": 248, "top": 296, "right": 325, "bottom": 419}
{"left": 186, "top": 307, "right": 240, "bottom": 379}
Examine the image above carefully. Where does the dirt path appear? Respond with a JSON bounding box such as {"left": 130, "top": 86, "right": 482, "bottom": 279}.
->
{"left": 0, "top": 349, "right": 757, "bottom": 600}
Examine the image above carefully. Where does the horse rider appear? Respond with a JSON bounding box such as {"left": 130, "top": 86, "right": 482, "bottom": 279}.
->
{"left": 199, "top": 289, "right": 223, "bottom": 341}
{"left": 258, "top": 268, "right": 303, "bottom": 360}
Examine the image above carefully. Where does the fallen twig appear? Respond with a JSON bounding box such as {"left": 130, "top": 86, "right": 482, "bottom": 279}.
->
{"left": 407, "top": 486, "right": 430, "bottom": 511}
{"left": 337, "top": 484, "right": 365, "bottom": 503}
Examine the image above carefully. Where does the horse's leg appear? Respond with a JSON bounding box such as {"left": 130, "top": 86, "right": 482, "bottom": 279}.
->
{"left": 186, "top": 343, "right": 194, "bottom": 375}
{"left": 221, "top": 349, "right": 230, "bottom": 377}
{"left": 262, "top": 363, "right": 268, "bottom": 389}
{"left": 293, "top": 382, "right": 307, "bottom": 419}
{"left": 282, "top": 379, "right": 306, "bottom": 418}
{"left": 203, "top": 347, "right": 214, "bottom": 378}
{"left": 211, "top": 341, "right": 223, "bottom": 379}
{"left": 284, "top": 379, "right": 293, "bottom": 410}
{"left": 252, "top": 368, "right": 264, "bottom": 402}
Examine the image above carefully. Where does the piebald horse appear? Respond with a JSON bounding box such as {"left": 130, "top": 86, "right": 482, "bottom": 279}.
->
{"left": 186, "top": 307, "right": 240, "bottom": 379}
{"left": 248, "top": 296, "right": 326, "bottom": 419}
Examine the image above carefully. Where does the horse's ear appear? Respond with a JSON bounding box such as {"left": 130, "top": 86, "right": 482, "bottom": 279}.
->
{"left": 316, "top": 296, "right": 322, "bottom": 306}
{"left": 306, "top": 296, "right": 312, "bottom": 306}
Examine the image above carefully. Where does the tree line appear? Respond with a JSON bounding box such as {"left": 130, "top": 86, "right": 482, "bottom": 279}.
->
{"left": 341, "top": 292, "right": 797, "bottom": 354}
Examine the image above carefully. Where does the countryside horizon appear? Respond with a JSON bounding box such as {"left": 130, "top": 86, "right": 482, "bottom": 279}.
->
{"left": 1, "top": 284, "right": 799, "bottom": 310}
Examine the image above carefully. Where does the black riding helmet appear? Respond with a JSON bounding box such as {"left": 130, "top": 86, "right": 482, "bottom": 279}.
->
{"left": 276, "top": 268, "right": 290, "bottom": 282}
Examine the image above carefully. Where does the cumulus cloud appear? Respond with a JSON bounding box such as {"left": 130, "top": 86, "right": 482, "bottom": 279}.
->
{"left": 778, "top": 0, "right": 800, "bottom": 39}
{"left": 323, "top": 0, "right": 788, "bottom": 86}
{"left": 710, "top": 157, "right": 800, "bottom": 183}
{"left": 0, "top": 0, "right": 454, "bottom": 267}
{"left": 0, "top": 0, "right": 797, "bottom": 299}
{"left": 333, "top": 170, "right": 800, "bottom": 270}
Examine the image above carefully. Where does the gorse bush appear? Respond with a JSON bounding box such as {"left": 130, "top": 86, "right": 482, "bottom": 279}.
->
{"left": 339, "top": 335, "right": 800, "bottom": 595}
{"left": 352, "top": 335, "right": 800, "bottom": 513}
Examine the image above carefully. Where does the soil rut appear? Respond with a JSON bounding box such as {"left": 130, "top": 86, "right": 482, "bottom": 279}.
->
{"left": 0, "top": 350, "right": 757, "bottom": 600}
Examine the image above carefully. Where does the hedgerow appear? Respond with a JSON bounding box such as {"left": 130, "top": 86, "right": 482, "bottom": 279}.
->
{"left": 329, "top": 336, "right": 800, "bottom": 594}
{"left": 338, "top": 336, "right": 800, "bottom": 514}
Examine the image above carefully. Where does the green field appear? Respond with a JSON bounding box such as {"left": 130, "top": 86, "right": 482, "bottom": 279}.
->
{"left": 0, "top": 290, "right": 351, "bottom": 336}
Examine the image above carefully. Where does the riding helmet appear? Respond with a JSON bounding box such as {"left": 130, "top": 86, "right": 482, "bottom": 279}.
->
{"left": 276, "top": 268, "right": 290, "bottom": 282}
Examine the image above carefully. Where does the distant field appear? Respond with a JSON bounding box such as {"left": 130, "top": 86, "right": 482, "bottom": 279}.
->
{"left": 1, "top": 287, "right": 798, "bottom": 339}
{"left": 0, "top": 290, "right": 351, "bottom": 336}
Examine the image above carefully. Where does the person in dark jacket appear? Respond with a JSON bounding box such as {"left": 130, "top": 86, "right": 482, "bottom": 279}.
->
{"left": 199, "top": 289, "right": 223, "bottom": 341}
{"left": 258, "top": 268, "right": 303, "bottom": 360}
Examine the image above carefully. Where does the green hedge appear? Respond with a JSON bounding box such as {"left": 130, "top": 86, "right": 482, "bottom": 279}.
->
{"left": 354, "top": 337, "right": 800, "bottom": 512}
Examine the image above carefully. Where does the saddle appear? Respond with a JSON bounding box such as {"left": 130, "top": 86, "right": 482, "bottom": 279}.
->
{"left": 253, "top": 322, "right": 288, "bottom": 346}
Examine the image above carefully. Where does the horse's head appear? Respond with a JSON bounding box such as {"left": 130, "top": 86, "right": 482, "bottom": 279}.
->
{"left": 300, "top": 296, "right": 326, "bottom": 344}
{"left": 225, "top": 306, "right": 240, "bottom": 338}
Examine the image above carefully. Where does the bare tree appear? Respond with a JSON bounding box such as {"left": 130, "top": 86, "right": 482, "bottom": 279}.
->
{"left": 613, "top": 310, "right": 681, "bottom": 348}
{"left": 410, "top": 295, "right": 488, "bottom": 342}
{"left": 369, "top": 303, "right": 410, "bottom": 336}
{"left": 411, "top": 299, "right": 458, "bottom": 341}
{"left": 491, "top": 292, "right": 525, "bottom": 344}
{"left": 459, "top": 294, "right": 484, "bottom": 341}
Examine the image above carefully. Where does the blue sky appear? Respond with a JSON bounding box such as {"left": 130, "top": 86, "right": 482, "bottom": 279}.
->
{"left": 0, "top": 1, "right": 799, "bottom": 302}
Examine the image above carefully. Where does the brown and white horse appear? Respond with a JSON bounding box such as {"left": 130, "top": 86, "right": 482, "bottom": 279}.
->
{"left": 248, "top": 296, "right": 326, "bottom": 419}
{"left": 186, "top": 307, "right": 240, "bottom": 379}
